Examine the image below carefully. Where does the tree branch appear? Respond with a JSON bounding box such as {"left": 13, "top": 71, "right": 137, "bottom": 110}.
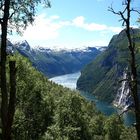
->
{"left": 108, "top": 6, "right": 127, "bottom": 25}
{"left": 108, "top": 6, "right": 120, "bottom": 15}
{"left": 8, "top": 2, "right": 21, "bottom": 19}
{"left": 130, "top": 8, "right": 140, "bottom": 14}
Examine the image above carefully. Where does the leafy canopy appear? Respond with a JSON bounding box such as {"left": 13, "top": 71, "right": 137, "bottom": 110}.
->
{"left": 0, "top": 0, "right": 50, "bottom": 33}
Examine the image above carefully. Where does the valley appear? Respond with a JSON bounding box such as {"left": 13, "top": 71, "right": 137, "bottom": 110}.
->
{"left": 1, "top": 0, "right": 140, "bottom": 139}
{"left": 8, "top": 28, "right": 140, "bottom": 120}
{"left": 15, "top": 41, "right": 103, "bottom": 78}
{"left": 49, "top": 71, "right": 135, "bottom": 126}
{"left": 7, "top": 28, "right": 140, "bottom": 124}
{"left": 77, "top": 28, "right": 140, "bottom": 104}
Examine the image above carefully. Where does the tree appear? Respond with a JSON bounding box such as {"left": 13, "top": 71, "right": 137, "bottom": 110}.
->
{"left": 0, "top": 0, "right": 50, "bottom": 139}
{"left": 104, "top": 115, "right": 124, "bottom": 140}
{"left": 109, "top": 0, "right": 140, "bottom": 139}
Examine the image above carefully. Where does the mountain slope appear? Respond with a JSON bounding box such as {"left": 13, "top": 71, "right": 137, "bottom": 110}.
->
{"left": 77, "top": 28, "right": 140, "bottom": 103}
{"left": 6, "top": 53, "right": 136, "bottom": 140}
{"left": 15, "top": 42, "right": 103, "bottom": 77}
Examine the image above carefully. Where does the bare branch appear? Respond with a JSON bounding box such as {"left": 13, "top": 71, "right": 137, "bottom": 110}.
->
{"left": 8, "top": 11, "right": 15, "bottom": 20}
{"left": 119, "top": 11, "right": 127, "bottom": 23}
{"left": 8, "top": 2, "right": 20, "bottom": 19}
{"left": 130, "top": 8, "right": 140, "bottom": 14}
{"left": 108, "top": 6, "right": 120, "bottom": 15}
{"left": 108, "top": 6, "right": 127, "bottom": 26}
{"left": 122, "top": 6, "right": 127, "bottom": 14}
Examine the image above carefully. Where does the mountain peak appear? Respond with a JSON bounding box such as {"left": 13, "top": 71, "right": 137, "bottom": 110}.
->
{"left": 15, "top": 40, "right": 31, "bottom": 51}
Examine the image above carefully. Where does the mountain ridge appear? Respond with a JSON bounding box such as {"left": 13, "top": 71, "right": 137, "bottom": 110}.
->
{"left": 14, "top": 41, "right": 105, "bottom": 77}
{"left": 77, "top": 28, "right": 140, "bottom": 103}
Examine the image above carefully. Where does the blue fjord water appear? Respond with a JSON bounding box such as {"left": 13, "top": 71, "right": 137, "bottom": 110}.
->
{"left": 50, "top": 72, "right": 135, "bottom": 126}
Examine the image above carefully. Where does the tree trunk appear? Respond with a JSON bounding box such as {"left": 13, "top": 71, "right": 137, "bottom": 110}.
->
{"left": 128, "top": 33, "right": 140, "bottom": 139}
{"left": 128, "top": 35, "right": 140, "bottom": 140}
{"left": 125, "top": 0, "right": 140, "bottom": 139}
{"left": 0, "top": 0, "right": 11, "bottom": 139}
{"left": 4, "top": 61, "right": 16, "bottom": 140}
{"left": 1, "top": 14, "right": 8, "bottom": 140}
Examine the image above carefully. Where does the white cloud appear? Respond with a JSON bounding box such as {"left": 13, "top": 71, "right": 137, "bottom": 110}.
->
{"left": 23, "top": 14, "right": 62, "bottom": 41}
{"left": 73, "top": 16, "right": 84, "bottom": 27}
{"left": 72, "top": 16, "right": 107, "bottom": 31}
{"left": 50, "top": 15, "right": 60, "bottom": 20}
{"left": 10, "top": 14, "right": 122, "bottom": 49}
{"left": 21, "top": 15, "right": 121, "bottom": 43}
{"left": 21, "top": 14, "right": 73, "bottom": 45}
{"left": 72, "top": 16, "right": 122, "bottom": 33}
{"left": 79, "top": 39, "right": 109, "bottom": 48}
{"left": 85, "top": 23, "right": 107, "bottom": 31}
{"left": 9, "top": 14, "right": 70, "bottom": 43}
{"left": 108, "top": 26, "right": 122, "bottom": 33}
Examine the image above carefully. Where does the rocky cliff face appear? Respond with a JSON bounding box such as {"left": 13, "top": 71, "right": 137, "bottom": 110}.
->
{"left": 113, "top": 69, "right": 134, "bottom": 111}
{"left": 77, "top": 28, "right": 140, "bottom": 103}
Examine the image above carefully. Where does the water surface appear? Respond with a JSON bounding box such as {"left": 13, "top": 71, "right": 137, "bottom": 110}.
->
{"left": 50, "top": 72, "right": 135, "bottom": 126}
{"left": 50, "top": 72, "right": 81, "bottom": 90}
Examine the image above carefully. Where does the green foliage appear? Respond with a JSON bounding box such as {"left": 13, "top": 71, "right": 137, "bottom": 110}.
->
{"left": 0, "top": 0, "right": 50, "bottom": 33}
{"left": 104, "top": 115, "right": 124, "bottom": 140}
{"left": 43, "top": 94, "right": 98, "bottom": 140}
{"left": 6, "top": 53, "right": 137, "bottom": 140}
{"left": 120, "top": 127, "right": 138, "bottom": 140}
{"left": 13, "top": 54, "right": 54, "bottom": 139}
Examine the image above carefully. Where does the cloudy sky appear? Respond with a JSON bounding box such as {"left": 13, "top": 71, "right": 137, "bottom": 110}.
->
{"left": 10, "top": 0, "right": 140, "bottom": 49}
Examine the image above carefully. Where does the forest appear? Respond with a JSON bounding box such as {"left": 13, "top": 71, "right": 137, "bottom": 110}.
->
{"left": 0, "top": 0, "right": 140, "bottom": 140}
{"left": 1, "top": 54, "right": 138, "bottom": 140}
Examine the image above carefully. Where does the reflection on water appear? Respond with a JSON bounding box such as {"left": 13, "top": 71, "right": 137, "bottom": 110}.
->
{"left": 80, "top": 91, "right": 135, "bottom": 126}
{"left": 80, "top": 91, "right": 117, "bottom": 116}
{"left": 50, "top": 72, "right": 81, "bottom": 90}
{"left": 49, "top": 72, "right": 136, "bottom": 126}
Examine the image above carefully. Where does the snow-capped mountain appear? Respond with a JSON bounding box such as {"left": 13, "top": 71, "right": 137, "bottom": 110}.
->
{"left": 14, "top": 40, "right": 104, "bottom": 77}
{"left": 15, "top": 40, "right": 31, "bottom": 51}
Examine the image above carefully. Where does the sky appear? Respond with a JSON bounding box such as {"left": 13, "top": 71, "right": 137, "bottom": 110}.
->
{"left": 10, "top": 0, "right": 140, "bottom": 50}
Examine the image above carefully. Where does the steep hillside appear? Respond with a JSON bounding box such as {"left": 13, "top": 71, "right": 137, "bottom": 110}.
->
{"left": 0, "top": 40, "right": 137, "bottom": 140}
{"left": 2, "top": 53, "right": 135, "bottom": 140}
{"left": 15, "top": 41, "right": 103, "bottom": 77}
{"left": 77, "top": 28, "right": 140, "bottom": 103}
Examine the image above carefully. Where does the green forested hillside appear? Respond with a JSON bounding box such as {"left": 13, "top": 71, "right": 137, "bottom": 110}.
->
{"left": 0, "top": 53, "right": 136, "bottom": 140}
{"left": 77, "top": 28, "right": 140, "bottom": 103}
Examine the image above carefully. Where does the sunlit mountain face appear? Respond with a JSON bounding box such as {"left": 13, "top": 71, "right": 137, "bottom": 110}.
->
{"left": 77, "top": 28, "right": 140, "bottom": 103}
{"left": 10, "top": 40, "right": 106, "bottom": 78}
